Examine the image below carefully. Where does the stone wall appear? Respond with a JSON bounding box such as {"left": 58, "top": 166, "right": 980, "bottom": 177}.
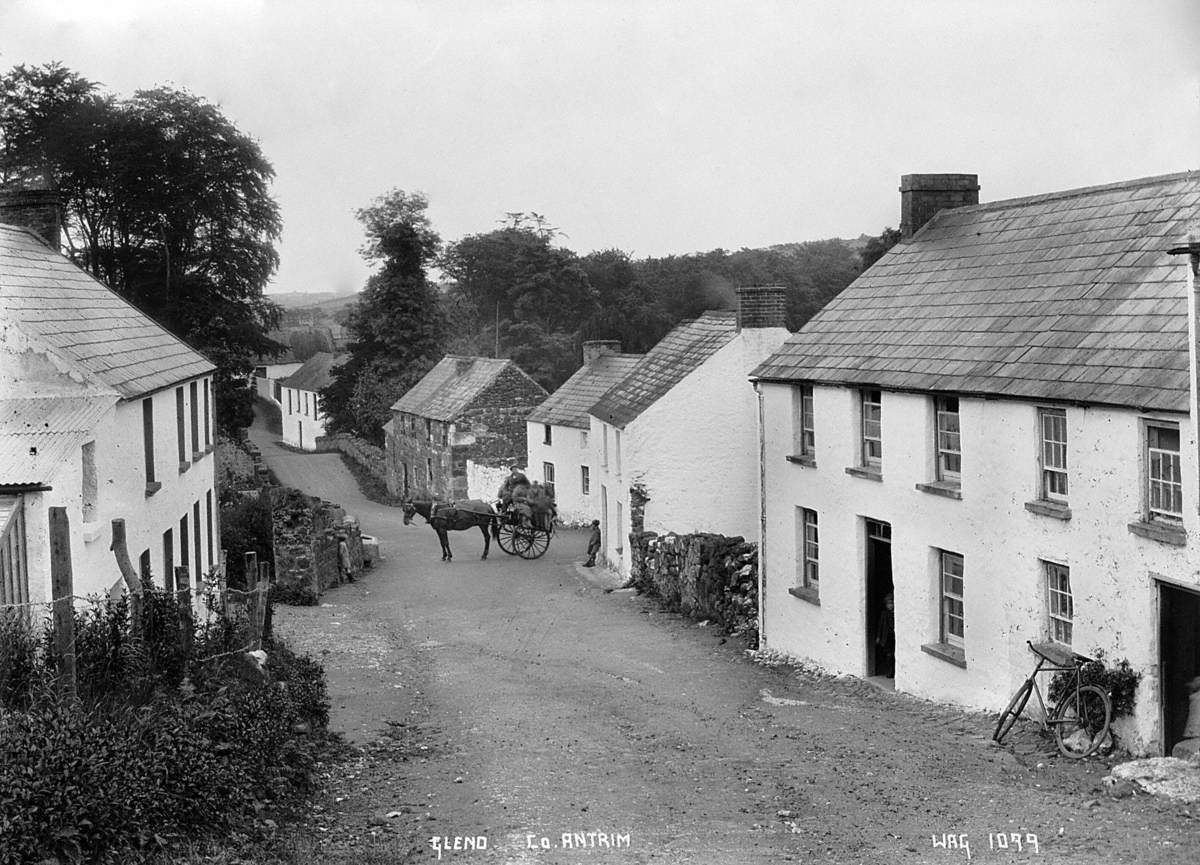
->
{"left": 318, "top": 432, "right": 389, "bottom": 488}
{"left": 271, "top": 487, "right": 364, "bottom": 603}
{"left": 630, "top": 531, "right": 758, "bottom": 642}
{"left": 385, "top": 364, "right": 547, "bottom": 501}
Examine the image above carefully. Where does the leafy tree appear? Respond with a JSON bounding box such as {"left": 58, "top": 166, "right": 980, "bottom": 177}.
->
{"left": 579, "top": 249, "right": 673, "bottom": 353}
{"left": 322, "top": 189, "right": 446, "bottom": 442}
{"left": 0, "top": 62, "right": 282, "bottom": 431}
{"left": 440, "top": 223, "right": 597, "bottom": 390}
{"left": 860, "top": 226, "right": 903, "bottom": 269}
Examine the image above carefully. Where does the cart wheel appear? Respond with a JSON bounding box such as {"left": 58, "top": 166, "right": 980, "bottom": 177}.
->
{"left": 518, "top": 527, "right": 550, "bottom": 560}
{"left": 496, "top": 523, "right": 520, "bottom": 556}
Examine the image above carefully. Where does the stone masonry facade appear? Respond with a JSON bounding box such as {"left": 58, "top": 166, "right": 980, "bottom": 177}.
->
{"left": 387, "top": 365, "right": 547, "bottom": 501}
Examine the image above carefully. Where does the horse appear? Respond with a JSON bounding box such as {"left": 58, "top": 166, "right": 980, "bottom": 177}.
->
{"left": 401, "top": 499, "right": 498, "bottom": 562}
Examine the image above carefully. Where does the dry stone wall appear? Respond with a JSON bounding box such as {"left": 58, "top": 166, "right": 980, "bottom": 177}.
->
{"left": 630, "top": 531, "right": 759, "bottom": 643}
{"left": 318, "top": 433, "right": 389, "bottom": 487}
{"left": 272, "top": 487, "right": 364, "bottom": 603}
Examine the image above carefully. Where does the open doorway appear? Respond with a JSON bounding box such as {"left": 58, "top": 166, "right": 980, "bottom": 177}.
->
{"left": 1160, "top": 582, "right": 1200, "bottom": 755}
{"left": 865, "top": 519, "right": 894, "bottom": 678}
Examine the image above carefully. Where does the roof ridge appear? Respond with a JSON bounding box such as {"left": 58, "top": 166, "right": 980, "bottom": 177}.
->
{"left": 943, "top": 169, "right": 1200, "bottom": 218}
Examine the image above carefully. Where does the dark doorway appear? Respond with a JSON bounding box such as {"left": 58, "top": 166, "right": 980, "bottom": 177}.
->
{"left": 865, "top": 519, "right": 894, "bottom": 677}
{"left": 1160, "top": 582, "right": 1200, "bottom": 755}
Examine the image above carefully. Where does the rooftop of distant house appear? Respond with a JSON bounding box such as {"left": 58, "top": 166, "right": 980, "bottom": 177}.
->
{"left": 391, "top": 356, "right": 544, "bottom": 422}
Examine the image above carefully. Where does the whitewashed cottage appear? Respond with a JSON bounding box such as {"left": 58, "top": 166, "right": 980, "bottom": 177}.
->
{"left": 753, "top": 171, "right": 1200, "bottom": 756}
{"left": 278, "top": 351, "right": 339, "bottom": 451}
{"left": 589, "top": 286, "right": 790, "bottom": 578}
{"left": 1, "top": 190, "right": 219, "bottom": 605}
{"left": 525, "top": 341, "right": 642, "bottom": 525}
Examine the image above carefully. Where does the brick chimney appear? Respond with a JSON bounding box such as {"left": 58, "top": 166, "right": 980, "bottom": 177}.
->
{"left": 899, "top": 174, "right": 979, "bottom": 239}
{"left": 736, "top": 285, "right": 787, "bottom": 331}
{"left": 0, "top": 187, "right": 62, "bottom": 250}
{"left": 582, "top": 340, "right": 621, "bottom": 365}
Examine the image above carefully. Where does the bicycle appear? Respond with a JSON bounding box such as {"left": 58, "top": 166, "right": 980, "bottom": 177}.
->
{"left": 992, "top": 640, "right": 1112, "bottom": 758}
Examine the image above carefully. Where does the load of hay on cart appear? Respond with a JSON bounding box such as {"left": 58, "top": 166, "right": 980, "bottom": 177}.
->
{"left": 494, "top": 476, "right": 557, "bottom": 560}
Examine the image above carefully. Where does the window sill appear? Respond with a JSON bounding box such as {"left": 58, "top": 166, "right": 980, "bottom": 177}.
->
{"left": 192, "top": 451, "right": 204, "bottom": 462}
{"left": 1025, "top": 500, "right": 1071, "bottom": 520}
{"left": 916, "top": 481, "right": 962, "bottom": 500}
{"left": 145, "top": 481, "right": 162, "bottom": 496}
{"left": 204, "top": 444, "right": 214, "bottom": 455}
{"left": 921, "top": 642, "right": 966, "bottom": 669}
{"left": 1127, "top": 519, "right": 1187, "bottom": 547}
{"left": 786, "top": 454, "right": 817, "bottom": 467}
{"left": 178, "top": 461, "right": 190, "bottom": 473}
{"left": 844, "top": 466, "right": 882, "bottom": 482}
{"left": 788, "top": 585, "right": 820, "bottom": 606}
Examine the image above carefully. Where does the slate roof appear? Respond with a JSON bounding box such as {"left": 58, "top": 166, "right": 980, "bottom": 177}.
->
{"left": 0, "top": 224, "right": 214, "bottom": 398}
{"left": 278, "top": 352, "right": 342, "bottom": 392}
{"left": 0, "top": 395, "right": 115, "bottom": 487}
{"left": 590, "top": 311, "right": 739, "bottom": 429}
{"left": 391, "top": 356, "right": 539, "bottom": 422}
{"left": 752, "top": 171, "right": 1200, "bottom": 412}
{"left": 527, "top": 353, "right": 644, "bottom": 429}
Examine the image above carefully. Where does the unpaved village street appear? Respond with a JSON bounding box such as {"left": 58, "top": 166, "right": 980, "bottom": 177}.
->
{"left": 248, "top": 416, "right": 1200, "bottom": 865}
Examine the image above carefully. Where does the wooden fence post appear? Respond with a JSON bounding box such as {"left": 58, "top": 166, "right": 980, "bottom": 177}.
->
{"left": 49, "top": 507, "right": 76, "bottom": 700}
{"left": 110, "top": 518, "right": 143, "bottom": 638}
{"left": 258, "top": 561, "right": 272, "bottom": 642}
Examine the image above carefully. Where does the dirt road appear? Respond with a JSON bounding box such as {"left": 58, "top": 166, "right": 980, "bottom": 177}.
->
{"left": 249, "top": 417, "right": 1199, "bottom": 865}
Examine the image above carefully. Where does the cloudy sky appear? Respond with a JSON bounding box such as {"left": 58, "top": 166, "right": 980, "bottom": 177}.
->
{"left": 2, "top": 0, "right": 1197, "bottom": 296}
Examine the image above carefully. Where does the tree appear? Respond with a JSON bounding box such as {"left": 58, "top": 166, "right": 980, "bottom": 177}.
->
{"left": 321, "top": 189, "right": 446, "bottom": 442}
{"left": 439, "top": 223, "right": 597, "bottom": 390}
{"left": 859, "top": 226, "right": 902, "bottom": 269}
{"left": 0, "top": 62, "right": 282, "bottom": 431}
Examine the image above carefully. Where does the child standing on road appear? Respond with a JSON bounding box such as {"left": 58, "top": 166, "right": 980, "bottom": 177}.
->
{"left": 585, "top": 520, "right": 601, "bottom": 567}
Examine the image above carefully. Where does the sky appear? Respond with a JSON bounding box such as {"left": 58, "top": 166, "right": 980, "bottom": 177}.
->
{"left": 1, "top": 0, "right": 1198, "bottom": 296}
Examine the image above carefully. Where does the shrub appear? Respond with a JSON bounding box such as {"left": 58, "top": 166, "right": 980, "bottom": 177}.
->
{"left": 1049, "top": 649, "right": 1142, "bottom": 719}
{"left": 220, "top": 491, "right": 274, "bottom": 590}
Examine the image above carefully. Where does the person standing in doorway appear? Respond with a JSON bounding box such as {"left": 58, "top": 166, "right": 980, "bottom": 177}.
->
{"left": 585, "top": 519, "right": 601, "bottom": 567}
{"left": 876, "top": 592, "right": 895, "bottom": 677}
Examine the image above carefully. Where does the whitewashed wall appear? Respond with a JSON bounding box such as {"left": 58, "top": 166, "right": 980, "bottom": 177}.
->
{"left": 26, "top": 376, "right": 220, "bottom": 603}
{"left": 759, "top": 381, "right": 1200, "bottom": 753}
{"left": 526, "top": 421, "right": 593, "bottom": 525}
{"left": 466, "top": 460, "right": 509, "bottom": 504}
{"left": 280, "top": 386, "right": 327, "bottom": 451}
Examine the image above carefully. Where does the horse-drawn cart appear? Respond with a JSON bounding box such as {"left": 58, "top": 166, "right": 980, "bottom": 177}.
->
{"left": 494, "top": 500, "right": 555, "bottom": 559}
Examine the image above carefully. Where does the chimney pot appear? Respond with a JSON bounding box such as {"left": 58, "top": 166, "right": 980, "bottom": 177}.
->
{"left": 0, "top": 187, "right": 63, "bottom": 250}
{"left": 582, "top": 340, "right": 622, "bottom": 365}
{"left": 899, "top": 174, "right": 979, "bottom": 239}
{"left": 736, "top": 285, "right": 788, "bottom": 331}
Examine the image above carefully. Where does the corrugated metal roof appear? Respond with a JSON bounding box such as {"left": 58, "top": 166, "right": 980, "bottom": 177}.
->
{"left": 527, "top": 353, "right": 644, "bottom": 429}
{"left": 590, "top": 311, "right": 738, "bottom": 429}
{"left": 1, "top": 224, "right": 215, "bottom": 398}
{"left": 278, "top": 352, "right": 343, "bottom": 392}
{"left": 752, "top": 171, "right": 1200, "bottom": 412}
{"left": 391, "top": 356, "right": 542, "bottom": 422}
{"left": 0, "top": 395, "right": 114, "bottom": 486}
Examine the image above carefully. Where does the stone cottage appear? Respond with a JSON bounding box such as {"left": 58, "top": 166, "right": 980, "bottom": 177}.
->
{"left": 588, "top": 286, "right": 791, "bottom": 578}
{"left": 753, "top": 171, "right": 1200, "bottom": 756}
{"left": 384, "top": 356, "right": 547, "bottom": 501}
{"left": 525, "top": 341, "right": 643, "bottom": 525}
{"left": 1, "top": 190, "right": 219, "bottom": 604}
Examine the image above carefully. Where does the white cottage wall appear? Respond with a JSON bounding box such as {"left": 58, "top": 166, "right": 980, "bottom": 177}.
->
{"left": 281, "top": 386, "right": 326, "bottom": 451}
{"left": 761, "top": 381, "right": 1198, "bottom": 753}
{"left": 526, "top": 421, "right": 592, "bottom": 525}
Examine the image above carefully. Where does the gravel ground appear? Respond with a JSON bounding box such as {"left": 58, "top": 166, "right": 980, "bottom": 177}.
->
{"left": 250, "top": 411, "right": 1200, "bottom": 865}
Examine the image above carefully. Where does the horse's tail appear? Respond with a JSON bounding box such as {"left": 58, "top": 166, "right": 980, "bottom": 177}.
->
{"left": 491, "top": 515, "right": 500, "bottom": 540}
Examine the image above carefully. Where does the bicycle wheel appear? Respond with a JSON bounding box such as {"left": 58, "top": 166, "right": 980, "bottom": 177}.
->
{"left": 1051, "top": 684, "right": 1112, "bottom": 758}
{"left": 993, "top": 679, "right": 1035, "bottom": 743}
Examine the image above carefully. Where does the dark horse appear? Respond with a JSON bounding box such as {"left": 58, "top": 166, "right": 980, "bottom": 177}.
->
{"left": 402, "top": 499, "right": 497, "bottom": 561}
